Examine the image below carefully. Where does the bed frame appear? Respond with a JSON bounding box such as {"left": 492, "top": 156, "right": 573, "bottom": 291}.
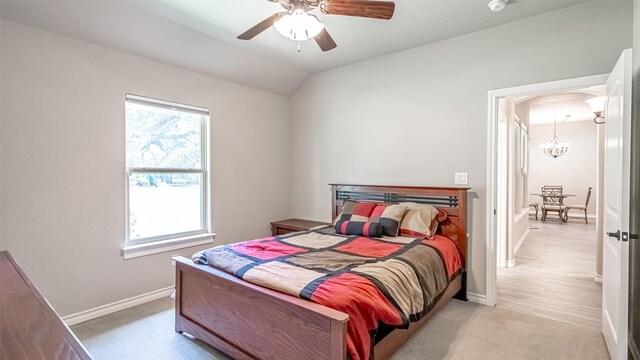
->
{"left": 174, "top": 184, "right": 469, "bottom": 360}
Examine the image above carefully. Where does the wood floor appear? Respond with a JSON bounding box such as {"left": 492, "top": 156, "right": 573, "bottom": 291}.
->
{"left": 497, "top": 219, "right": 602, "bottom": 332}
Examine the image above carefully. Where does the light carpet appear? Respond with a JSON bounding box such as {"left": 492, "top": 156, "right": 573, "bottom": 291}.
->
{"left": 71, "top": 297, "right": 609, "bottom": 360}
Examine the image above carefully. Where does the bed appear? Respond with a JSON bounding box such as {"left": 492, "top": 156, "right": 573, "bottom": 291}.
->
{"left": 173, "top": 184, "right": 469, "bottom": 360}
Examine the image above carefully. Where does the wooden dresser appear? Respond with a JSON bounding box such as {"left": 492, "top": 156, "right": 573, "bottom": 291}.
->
{"left": 0, "top": 251, "right": 91, "bottom": 359}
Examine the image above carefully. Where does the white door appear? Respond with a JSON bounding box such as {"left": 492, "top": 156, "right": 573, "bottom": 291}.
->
{"left": 602, "top": 49, "right": 632, "bottom": 360}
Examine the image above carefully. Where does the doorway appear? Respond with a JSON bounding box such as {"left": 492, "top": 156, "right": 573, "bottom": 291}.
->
{"left": 492, "top": 84, "right": 605, "bottom": 332}
{"left": 485, "top": 74, "right": 609, "bottom": 307}
{"left": 487, "top": 51, "right": 633, "bottom": 360}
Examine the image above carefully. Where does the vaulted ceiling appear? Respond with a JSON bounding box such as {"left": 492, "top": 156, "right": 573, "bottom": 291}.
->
{"left": 1, "top": 0, "right": 589, "bottom": 96}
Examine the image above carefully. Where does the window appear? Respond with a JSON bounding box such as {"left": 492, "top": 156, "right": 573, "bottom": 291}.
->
{"left": 125, "top": 94, "right": 209, "bottom": 246}
{"left": 514, "top": 121, "right": 523, "bottom": 209}
{"left": 520, "top": 123, "right": 529, "bottom": 209}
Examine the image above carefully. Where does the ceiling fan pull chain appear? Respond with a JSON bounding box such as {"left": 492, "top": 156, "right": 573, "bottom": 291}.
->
{"left": 297, "top": 44, "right": 301, "bottom": 53}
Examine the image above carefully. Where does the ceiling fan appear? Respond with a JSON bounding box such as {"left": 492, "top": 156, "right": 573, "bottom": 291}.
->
{"left": 237, "top": 0, "right": 396, "bottom": 52}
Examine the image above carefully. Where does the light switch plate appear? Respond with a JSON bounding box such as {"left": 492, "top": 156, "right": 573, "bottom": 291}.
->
{"left": 455, "top": 172, "right": 469, "bottom": 185}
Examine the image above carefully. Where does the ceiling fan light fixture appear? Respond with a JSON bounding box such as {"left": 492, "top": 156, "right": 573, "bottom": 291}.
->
{"left": 274, "top": 9, "right": 325, "bottom": 41}
{"left": 237, "top": 0, "right": 395, "bottom": 52}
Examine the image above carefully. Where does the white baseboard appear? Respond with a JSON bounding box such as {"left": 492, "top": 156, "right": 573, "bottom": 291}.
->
{"left": 506, "top": 259, "right": 516, "bottom": 268}
{"left": 594, "top": 273, "right": 603, "bottom": 283}
{"left": 513, "top": 228, "right": 530, "bottom": 256}
{"left": 467, "top": 292, "right": 487, "bottom": 305}
{"left": 63, "top": 286, "right": 175, "bottom": 326}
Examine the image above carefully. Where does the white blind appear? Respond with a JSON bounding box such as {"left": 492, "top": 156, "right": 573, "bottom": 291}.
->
{"left": 125, "top": 94, "right": 209, "bottom": 116}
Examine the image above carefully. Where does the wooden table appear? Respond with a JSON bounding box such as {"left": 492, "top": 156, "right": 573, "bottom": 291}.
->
{"left": 530, "top": 193, "right": 576, "bottom": 198}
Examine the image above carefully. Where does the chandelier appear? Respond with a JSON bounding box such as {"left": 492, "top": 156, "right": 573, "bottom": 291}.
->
{"left": 541, "top": 115, "right": 570, "bottom": 158}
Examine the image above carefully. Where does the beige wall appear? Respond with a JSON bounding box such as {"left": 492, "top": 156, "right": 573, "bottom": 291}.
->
{"left": 290, "top": 1, "right": 632, "bottom": 297}
{"left": 0, "top": 21, "right": 292, "bottom": 316}
{"left": 528, "top": 121, "right": 598, "bottom": 216}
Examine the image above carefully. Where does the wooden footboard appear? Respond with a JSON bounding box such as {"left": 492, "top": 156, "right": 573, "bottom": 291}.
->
{"left": 175, "top": 256, "right": 462, "bottom": 360}
{"left": 174, "top": 256, "right": 349, "bottom": 360}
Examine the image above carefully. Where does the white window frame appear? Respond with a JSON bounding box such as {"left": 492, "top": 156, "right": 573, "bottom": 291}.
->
{"left": 123, "top": 94, "right": 213, "bottom": 257}
{"left": 515, "top": 118, "right": 529, "bottom": 212}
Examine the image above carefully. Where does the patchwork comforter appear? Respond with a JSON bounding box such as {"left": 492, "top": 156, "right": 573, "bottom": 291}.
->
{"left": 193, "top": 227, "right": 462, "bottom": 360}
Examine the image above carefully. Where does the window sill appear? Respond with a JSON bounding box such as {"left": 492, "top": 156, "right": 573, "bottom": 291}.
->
{"left": 122, "top": 233, "right": 215, "bottom": 260}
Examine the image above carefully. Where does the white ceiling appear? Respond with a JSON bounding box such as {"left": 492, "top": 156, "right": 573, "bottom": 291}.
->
{"left": 524, "top": 86, "right": 606, "bottom": 125}
{"left": 1, "top": 0, "right": 589, "bottom": 96}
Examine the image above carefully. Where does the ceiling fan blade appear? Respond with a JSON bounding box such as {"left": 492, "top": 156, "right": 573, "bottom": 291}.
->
{"left": 314, "top": 28, "right": 337, "bottom": 52}
{"left": 237, "top": 12, "right": 286, "bottom": 40}
{"left": 320, "top": 0, "right": 395, "bottom": 20}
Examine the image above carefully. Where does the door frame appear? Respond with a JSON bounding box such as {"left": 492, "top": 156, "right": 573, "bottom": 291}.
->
{"left": 485, "top": 73, "right": 609, "bottom": 306}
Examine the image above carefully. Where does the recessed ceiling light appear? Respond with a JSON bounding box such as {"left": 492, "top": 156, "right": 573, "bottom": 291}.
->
{"left": 488, "top": 0, "right": 508, "bottom": 12}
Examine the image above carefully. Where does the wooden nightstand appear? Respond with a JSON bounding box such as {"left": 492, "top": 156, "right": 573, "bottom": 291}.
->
{"left": 270, "top": 218, "right": 331, "bottom": 236}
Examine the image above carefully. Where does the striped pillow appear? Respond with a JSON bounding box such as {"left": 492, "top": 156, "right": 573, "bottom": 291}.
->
{"left": 335, "top": 221, "right": 384, "bottom": 237}
{"left": 369, "top": 204, "right": 407, "bottom": 236}
{"left": 334, "top": 200, "right": 377, "bottom": 224}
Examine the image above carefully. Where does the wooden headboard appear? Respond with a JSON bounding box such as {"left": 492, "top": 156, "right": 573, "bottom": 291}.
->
{"left": 330, "top": 184, "right": 469, "bottom": 265}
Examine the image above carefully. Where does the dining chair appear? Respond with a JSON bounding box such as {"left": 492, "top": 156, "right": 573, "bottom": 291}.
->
{"left": 563, "top": 187, "right": 592, "bottom": 224}
{"left": 541, "top": 185, "right": 566, "bottom": 223}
